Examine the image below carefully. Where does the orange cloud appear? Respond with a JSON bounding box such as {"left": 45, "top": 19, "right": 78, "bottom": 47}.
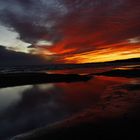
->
{"left": 38, "top": 0, "right": 140, "bottom": 63}
{"left": 62, "top": 42, "right": 140, "bottom": 63}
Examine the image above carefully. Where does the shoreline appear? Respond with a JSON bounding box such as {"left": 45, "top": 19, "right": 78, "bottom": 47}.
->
{"left": 0, "top": 73, "right": 92, "bottom": 88}
{"left": 0, "top": 68, "right": 140, "bottom": 88}
{"left": 0, "top": 68, "right": 139, "bottom": 139}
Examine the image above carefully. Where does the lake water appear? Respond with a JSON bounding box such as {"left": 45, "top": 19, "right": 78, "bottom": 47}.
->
{"left": 0, "top": 67, "right": 140, "bottom": 139}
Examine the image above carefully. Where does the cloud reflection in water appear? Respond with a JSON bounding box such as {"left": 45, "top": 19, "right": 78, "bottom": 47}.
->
{"left": 0, "top": 75, "right": 140, "bottom": 139}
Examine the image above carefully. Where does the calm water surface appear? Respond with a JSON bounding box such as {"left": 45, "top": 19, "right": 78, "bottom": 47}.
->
{"left": 0, "top": 69, "right": 140, "bottom": 139}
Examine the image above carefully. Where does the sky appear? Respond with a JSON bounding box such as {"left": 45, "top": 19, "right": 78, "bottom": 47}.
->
{"left": 0, "top": 0, "right": 140, "bottom": 65}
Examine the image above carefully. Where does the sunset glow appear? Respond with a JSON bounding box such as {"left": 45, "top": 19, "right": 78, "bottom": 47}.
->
{"left": 62, "top": 42, "right": 140, "bottom": 63}
{"left": 0, "top": 0, "right": 140, "bottom": 64}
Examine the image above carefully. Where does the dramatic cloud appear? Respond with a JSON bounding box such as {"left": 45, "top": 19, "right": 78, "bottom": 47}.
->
{"left": 0, "top": 0, "right": 140, "bottom": 64}
{"left": 48, "top": 0, "right": 140, "bottom": 63}
{"left": 0, "top": 0, "right": 67, "bottom": 43}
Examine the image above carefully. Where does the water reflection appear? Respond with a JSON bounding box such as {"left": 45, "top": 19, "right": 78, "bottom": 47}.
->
{"left": 0, "top": 75, "right": 140, "bottom": 139}
{"left": 0, "top": 85, "right": 32, "bottom": 112}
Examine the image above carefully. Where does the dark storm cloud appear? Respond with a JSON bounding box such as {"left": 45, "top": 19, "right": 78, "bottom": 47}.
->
{"left": 0, "top": 0, "right": 135, "bottom": 44}
{"left": 0, "top": 0, "right": 68, "bottom": 43}
{"left": 0, "top": 46, "right": 47, "bottom": 65}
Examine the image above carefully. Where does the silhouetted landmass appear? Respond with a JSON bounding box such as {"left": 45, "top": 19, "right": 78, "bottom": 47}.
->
{"left": 1, "top": 57, "right": 140, "bottom": 70}
{"left": 0, "top": 73, "right": 92, "bottom": 88}
{"left": 94, "top": 69, "right": 140, "bottom": 78}
{"left": 0, "top": 46, "right": 48, "bottom": 66}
